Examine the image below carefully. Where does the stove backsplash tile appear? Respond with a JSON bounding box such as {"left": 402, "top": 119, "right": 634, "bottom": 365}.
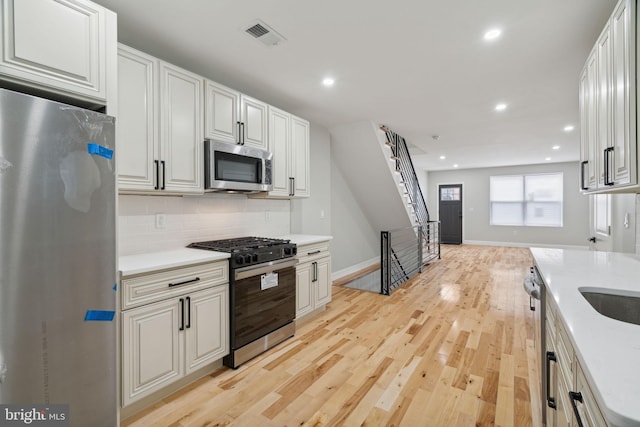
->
{"left": 118, "top": 194, "right": 291, "bottom": 256}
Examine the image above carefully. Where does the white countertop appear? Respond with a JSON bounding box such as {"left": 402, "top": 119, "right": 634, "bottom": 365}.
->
{"left": 119, "top": 248, "right": 229, "bottom": 277}
{"left": 280, "top": 234, "right": 333, "bottom": 246}
{"left": 530, "top": 248, "right": 640, "bottom": 427}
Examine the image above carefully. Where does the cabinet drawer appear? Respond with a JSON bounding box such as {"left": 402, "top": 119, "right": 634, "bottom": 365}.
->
{"left": 556, "top": 318, "right": 575, "bottom": 379}
{"left": 122, "top": 261, "right": 228, "bottom": 310}
{"left": 576, "top": 362, "right": 609, "bottom": 427}
{"left": 297, "top": 241, "right": 331, "bottom": 264}
{"left": 546, "top": 301, "right": 557, "bottom": 344}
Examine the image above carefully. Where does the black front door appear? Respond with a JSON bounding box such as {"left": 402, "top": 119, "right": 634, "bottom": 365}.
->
{"left": 439, "top": 184, "right": 463, "bottom": 244}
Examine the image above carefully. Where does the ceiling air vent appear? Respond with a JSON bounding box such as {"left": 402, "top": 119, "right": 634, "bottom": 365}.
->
{"left": 243, "top": 20, "right": 286, "bottom": 47}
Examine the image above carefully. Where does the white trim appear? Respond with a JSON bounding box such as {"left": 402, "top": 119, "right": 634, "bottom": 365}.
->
{"left": 331, "top": 257, "right": 379, "bottom": 281}
{"left": 462, "top": 240, "right": 589, "bottom": 250}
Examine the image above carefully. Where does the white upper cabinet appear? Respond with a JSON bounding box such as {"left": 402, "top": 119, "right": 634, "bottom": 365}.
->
{"left": 0, "top": 0, "right": 115, "bottom": 103}
{"left": 204, "top": 80, "right": 268, "bottom": 149}
{"left": 117, "top": 45, "right": 203, "bottom": 194}
{"left": 256, "top": 108, "right": 310, "bottom": 199}
{"left": 268, "top": 106, "right": 292, "bottom": 197}
{"left": 240, "top": 95, "right": 268, "bottom": 149}
{"left": 160, "top": 62, "right": 203, "bottom": 193}
{"left": 291, "top": 115, "right": 310, "bottom": 197}
{"left": 204, "top": 81, "right": 240, "bottom": 144}
{"left": 579, "top": 0, "right": 637, "bottom": 193}
{"left": 117, "top": 45, "right": 158, "bottom": 191}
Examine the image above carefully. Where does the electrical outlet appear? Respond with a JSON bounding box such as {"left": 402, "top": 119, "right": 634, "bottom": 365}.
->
{"left": 265, "top": 211, "right": 270, "bottom": 222}
{"left": 155, "top": 213, "right": 166, "bottom": 229}
{"left": 320, "top": 209, "right": 325, "bottom": 219}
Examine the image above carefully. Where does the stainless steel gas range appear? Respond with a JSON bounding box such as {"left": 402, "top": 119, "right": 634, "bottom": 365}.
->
{"left": 188, "top": 237, "right": 298, "bottom": 369}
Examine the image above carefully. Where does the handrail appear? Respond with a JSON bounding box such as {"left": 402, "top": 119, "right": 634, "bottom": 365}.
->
{"left": 381, "top": 126, "right": 440, "bottom": 265}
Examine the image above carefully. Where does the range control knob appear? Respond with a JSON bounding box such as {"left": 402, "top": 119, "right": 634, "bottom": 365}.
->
{"left": 252, "top": 253, "right": 258, "bottom": 262}
{"left": 284, "top": 247, "right": 292, "bottom": 255}
{"left": 235, "top": 255, "right": 244, "bottom": 265}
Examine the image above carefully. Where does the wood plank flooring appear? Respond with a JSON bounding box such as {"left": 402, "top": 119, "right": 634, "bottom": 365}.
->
{"left": 122, "top": 244, "right": 540, "bottom": 427}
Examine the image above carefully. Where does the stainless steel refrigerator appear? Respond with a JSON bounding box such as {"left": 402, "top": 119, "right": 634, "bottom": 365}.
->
{"left": 0, "top": 89, "right": 116, "bottom": 426}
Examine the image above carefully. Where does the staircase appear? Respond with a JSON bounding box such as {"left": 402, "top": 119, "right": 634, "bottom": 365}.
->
{"left": 330, "top": 121, "right": 440, "bottom": 295}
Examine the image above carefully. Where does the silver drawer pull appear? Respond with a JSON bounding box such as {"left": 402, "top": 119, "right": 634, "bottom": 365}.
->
{"left": 307, "top": 250, "right": 321, "bottom": 255}
{"left": 168, "top": 277, "right": 200, "bottom": 288}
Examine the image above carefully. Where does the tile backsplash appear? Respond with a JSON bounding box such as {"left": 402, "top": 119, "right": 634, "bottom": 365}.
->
{"left": 118, "top": 194, "right": 291, "bottom": 256}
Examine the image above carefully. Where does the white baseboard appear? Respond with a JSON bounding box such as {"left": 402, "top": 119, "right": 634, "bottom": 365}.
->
{"left": 332, "top": 257, "right": 379, "bottom": 281}
{"left": 462, "top": 240, "right": 589, "bottom": 250}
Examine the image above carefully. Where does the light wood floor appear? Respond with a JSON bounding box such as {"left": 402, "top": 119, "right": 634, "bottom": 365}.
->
{"left": 122, "top": 244, "right": 541, "bottom": 427}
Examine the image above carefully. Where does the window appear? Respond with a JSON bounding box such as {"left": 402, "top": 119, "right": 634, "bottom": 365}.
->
{"left": 490, "top": 173, "right": 563, "bottom": 227}
{"left": 440, "top": 186, "right": 461, "bottom": 201}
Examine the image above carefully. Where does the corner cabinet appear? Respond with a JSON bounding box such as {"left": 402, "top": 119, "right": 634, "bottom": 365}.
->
{"left": 120, "top": 260, "right": 229, "bottom": 407}
{"left": 295, "top": 239, "right": 331, "bottom": 319}
{"left": 253, "top": 107, "right": 310, "bottom": 198}
{"left": 0, "top": 0, "right": 116, "bottom": 104}
{"left": 543, "top": 287, "right": 609, "bottom": 427}
{"left": 204, "top": 80, "right": 268, "bottom": 150}
{"left": 117, "top": 44, "right": 203, "bottom": 194}
{"left": 579, "top": 0, "right": 638, "bottom": 193}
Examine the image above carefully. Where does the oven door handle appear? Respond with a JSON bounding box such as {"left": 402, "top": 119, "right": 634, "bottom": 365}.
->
{"left": 234, "top": 258, "right": 299, "bottom": 280}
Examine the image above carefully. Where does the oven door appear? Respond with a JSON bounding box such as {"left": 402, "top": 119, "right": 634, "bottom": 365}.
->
{"left": 231, "top": 258, "right": 297, "bottom": 349}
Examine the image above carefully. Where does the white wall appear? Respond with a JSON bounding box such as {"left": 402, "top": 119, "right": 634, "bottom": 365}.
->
{"left": 290, "top": 123, "right": 331, "bottom": 235}
{"left": 427, "top": 162, "right": 589, "bottom": 247}
{"left": 636, "top": 194, "right": 640, "bottom": 255}
{"left": 330, "top": 159, "right": 379, "bottom": 272}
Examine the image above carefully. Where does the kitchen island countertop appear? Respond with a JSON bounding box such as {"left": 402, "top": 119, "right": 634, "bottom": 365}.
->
{"left": 530, "top": 247, "right": 640, "bottom": 427}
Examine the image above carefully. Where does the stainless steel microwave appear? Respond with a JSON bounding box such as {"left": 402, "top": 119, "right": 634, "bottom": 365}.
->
{"left": 204, "top": 139, "right": 273, "bottom": 193}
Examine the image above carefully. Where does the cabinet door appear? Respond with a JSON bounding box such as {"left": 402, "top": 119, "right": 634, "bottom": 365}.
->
{"left": 291, "top": 116, "right": 310, "bottom": 197}
{"left": 184, "top": 286, "right": 229, "bottom": 374}
{"left": 314, "top": 256, "right": 332, "bottom": 307}
{"left": 585, "top": 49, "right": 599, "bottom": 190}
{"left": 240, "top": 95, "right": 268, "bottom": 149}
{"left": 596, "top": 23, "right": 612, "bottom": 188}
{"left": 117, "top": 45, "right": 158, "bottom": 191}
{"left": 268, "top": 106, "right": 292, "bottom": 197}
{"left": 579, "top": 66, "right": 592, "bottom": 192}
{"left": 122, "top": 298, "right": 182, "bottom": 406}
{"left": 0, "top": 0, "right": 109, "bottom": 101}
{"left": 160, "top": 63, "right": 203, "bottom": 193}
{"left": 295, "top": 263, "right": 313, "bottom": 319}
{"left": 204, "top": 80, "right": 240, "bottom": 144}
{"left": 610, "top": 0, "right": 635, "bottom": 187}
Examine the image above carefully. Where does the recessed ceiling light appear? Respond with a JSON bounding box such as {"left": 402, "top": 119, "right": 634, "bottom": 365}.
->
{"left": 563, "top": 125, "right": 575, "bottom": 132}
{"left": 545, "top": 157, "right": 552, "bottom": 161}
{"left": 484, "top": 28, "right": 502, "bottom": 41}
{"left": 495, "top": 103, "right": 507, "bottom": 111}
{"left": 439, "top": 155, "right": 446, "bottom": 160}
{"left": 453, "top": 164, "right": 459, "bottom": 168}
{"left": 322, "top": 77, "right": 335, "bottom": 87}
{"left": 552, "top": 145, "right": 560, "bottom": 150}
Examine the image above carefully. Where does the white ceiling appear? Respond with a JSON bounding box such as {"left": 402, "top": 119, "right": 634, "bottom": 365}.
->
{"left": 94, "top": 0, "right": 617, "bottom": 171}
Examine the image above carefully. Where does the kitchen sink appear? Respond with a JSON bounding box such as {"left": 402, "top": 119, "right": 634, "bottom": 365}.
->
{"left": 580, "top": 289, "right": 640, "bottom": 326}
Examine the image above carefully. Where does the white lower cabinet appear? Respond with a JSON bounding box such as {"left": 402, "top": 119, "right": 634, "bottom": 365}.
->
{"left": 295, "top": 240, "right": 331, "bottom": 319}
{"left": 544, "top": 291, "right": 608, "bottom": 427}
{"left": 121, "top": 261, "right": 228, "bottom": 407}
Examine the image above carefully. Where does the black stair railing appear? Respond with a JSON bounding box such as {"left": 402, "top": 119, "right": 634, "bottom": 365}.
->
{"left": 381, "top": 125, "right": 441, "bottom": 265}
{"left": 381, "top": 226, "right": 423, "bottom": 295}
